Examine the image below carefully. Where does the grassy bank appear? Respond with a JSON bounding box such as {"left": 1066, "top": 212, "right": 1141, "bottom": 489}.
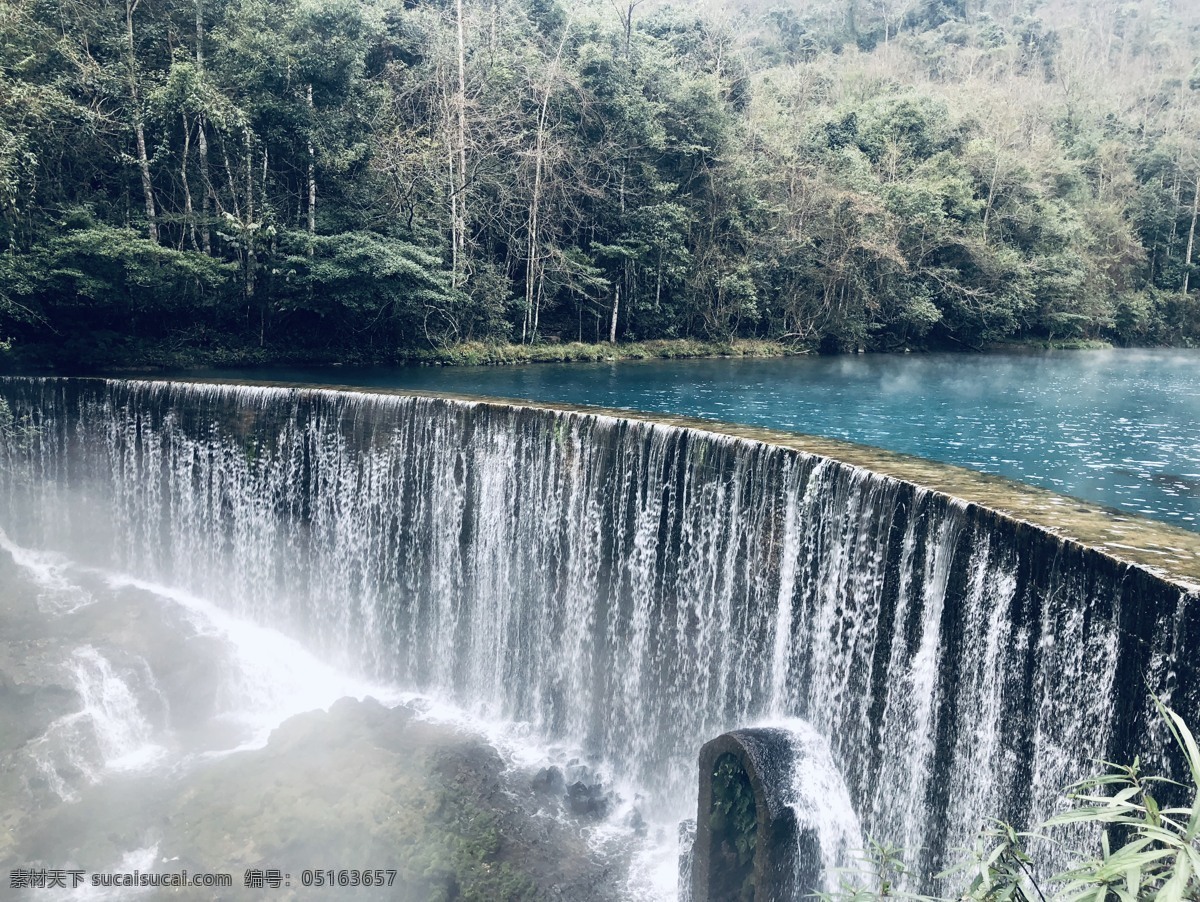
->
{"left": 8, "top": 334, "right": 1155, "bottom": 374}
{"left": 983, "top": 337, "right": 1116, "bottom": 352}
{"left": 3, "top": 337, "right": 801, "bottom": 372}
{"left": 412, "top": 338, "right": 798, "bottom": 366}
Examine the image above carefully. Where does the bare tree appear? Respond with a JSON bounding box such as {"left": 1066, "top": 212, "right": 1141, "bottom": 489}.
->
{"left": 523, "top": 11, "right": 574, "bottom": 344}
{"left": 124, "top": 0, "right": 157, "bottom": 242}
{"left": 307, "top": 83, "right": 316, "bottom": 242}
{"left": 196, "top": 0, "right": 212, "bottom": 252}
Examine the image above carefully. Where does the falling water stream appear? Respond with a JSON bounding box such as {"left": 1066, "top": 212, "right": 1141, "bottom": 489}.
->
{"left": 1, "top": 377, "right": 1197, "bottom": 900}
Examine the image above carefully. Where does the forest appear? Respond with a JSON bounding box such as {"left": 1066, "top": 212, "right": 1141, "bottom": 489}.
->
{"left": 0, "top": 0, "right": 1198, "bottom": 366}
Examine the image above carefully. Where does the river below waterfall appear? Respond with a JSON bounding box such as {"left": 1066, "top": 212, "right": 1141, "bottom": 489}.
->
{"left": 174, "top": 349, "right": 1200, "bottom": 531}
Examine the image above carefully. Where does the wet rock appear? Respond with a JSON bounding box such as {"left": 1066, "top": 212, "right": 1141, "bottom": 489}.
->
{"left": 530, "top": 760, "right": 617, "bottom": 820}
{"left": 0, "top": 672, "right": 77, "bottom": 750}
{"left": 154, "top": 698, "right": 627, "bottom": 902}
{"left": 532, "top": 764, "right": 566, "bottom": 795}
{"left": 567, "top": 779, "right": 610, "bottom": 818}
{"left": 562, "top": 762, "right": 614, "bottom": 819}
{"left": 625, "top": 807, "right": 647, "bottom": 836}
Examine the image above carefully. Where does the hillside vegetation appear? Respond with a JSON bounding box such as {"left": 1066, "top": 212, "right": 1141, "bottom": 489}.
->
{"left": 1, "top": 0, "right": 1198, "bottom": 365}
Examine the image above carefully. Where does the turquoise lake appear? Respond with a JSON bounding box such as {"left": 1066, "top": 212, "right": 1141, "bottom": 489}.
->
{"left": 176, "top": 348, "right": 1200, "bottom": 532}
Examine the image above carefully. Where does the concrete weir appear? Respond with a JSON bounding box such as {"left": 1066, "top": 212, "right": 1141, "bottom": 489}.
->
{"left": 2, "top": 377, "right": 1199, "bottom": 896}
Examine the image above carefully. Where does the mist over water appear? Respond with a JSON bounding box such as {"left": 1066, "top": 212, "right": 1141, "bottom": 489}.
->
{"left": 186, "top": 349, "right": 1200, "bottom": 530}
{"left": 0, "top": 377, "right": 1197, "bottom": 900}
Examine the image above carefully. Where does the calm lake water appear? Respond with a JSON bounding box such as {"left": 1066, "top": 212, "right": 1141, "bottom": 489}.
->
{"left": 173, "top": 348, "right": 1200, "bottom": 532}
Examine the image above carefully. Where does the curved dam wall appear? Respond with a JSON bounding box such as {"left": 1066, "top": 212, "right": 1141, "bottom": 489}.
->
{"left": 1, "top": 377, "right": 1198, "bottom": 888}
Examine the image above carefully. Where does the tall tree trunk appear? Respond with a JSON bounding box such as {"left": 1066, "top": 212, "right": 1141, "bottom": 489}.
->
{"left": 609, "top": 283, "right": 619, "bottom": 343}
{"left": 1185, "top": 175, "right": 1199, "bottom": 295}
{"left": 307, "top": 83, "right": 316, "bottom": 246}
{"left": 197, "top": 117, "right": 212, "bottom": 253}
{"left": 532, "top": 272, "right": 543, "bottom": 337}
{"left": 261, "top": 144, "right": 269, "bottom": 228}
{"left": 245, "top": 127, "right": 254, "bottom": 224}
{"left": 1170, "top": 164, "right": 1182, "bottom": 249}
{"left": 982, "top": 155, "right": 1000, "bottom": 246}
{"left": 181, "top": 114, "right": 198, "bottom": 250}
{"left": 243, "top": 128, "right": 256, "bottom": 304}
{"left": 125, "top": 0, "right": 157, "bottom": 243}
{"left": 619, "top": 1, "right": 646, "bottom": 56}
{"left": 528, "top": 160, "right": 542, "bottom": 343}
{"left": 524, "top": 14, "right": 574, "bottom": 344}
{"left": 195, "top": 0, "right": 211, "bottom": 252}
{"left": 195, "top": 0, "right": 204, "bottom": 68}
{"left": 444, "top": 85, "right": 459, "bottom": 284}
{"left": 489, "top": 0, "right": 497, "bottom": 58}
{"left": 220, "top": 136, "right": 241, "bottom": 220}
{"left": 455, "top": 0, "right": 469, "bottom": 277}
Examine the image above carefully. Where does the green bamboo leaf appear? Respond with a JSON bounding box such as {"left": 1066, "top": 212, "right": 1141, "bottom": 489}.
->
{"left": 1182, "top": 844, "right": 1200, "bottom": 876}
{"left": 1045, "top": 809, "right": 1145, "bottom": 828}
{"left": 1138, "top": 825, "right": 1190, "bottom": 846}
{"left": 1156, "top": 850, "right": 1191, "bottom": 902}
{"left": 1158, "top": 701, "right": 1200, "bottom": 790}
{"left": 1123, "top": 863, "right": 1141, "bottom": 897}
{"left": 1146, "top": 793, "right": 1162, "bottom": 826}
{"left": 985, "top": 842, "right": 1010, "bottom": 868}
{"left": 1113, "top": 885, "right": 1138, "bottom": 902}
{"left": 1112, "top": 786, "right": 1144, "bottom": 804}
{"left": 1045, "top": 807, "right": 1112, "bottom": 826}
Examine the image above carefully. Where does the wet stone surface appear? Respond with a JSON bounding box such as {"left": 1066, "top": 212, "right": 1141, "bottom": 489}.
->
{"left": 158, "top": 698, "right": 628, "bottom": 901}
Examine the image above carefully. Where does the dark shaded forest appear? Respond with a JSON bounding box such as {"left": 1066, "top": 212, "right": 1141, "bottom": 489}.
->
{"left": 1, "top": 0, "right": 1198, "bottom": 366}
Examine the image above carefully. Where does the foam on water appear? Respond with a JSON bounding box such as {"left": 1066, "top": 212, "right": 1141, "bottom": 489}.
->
{"left": 59, "top": 844, "right": 161, "bottom": 902}
{"left": 69, "top": 646, "right": 166, "bottom": 773}
{"left": 0, "top": 528, "right": 94, "bottom": 614}
{"left": 4, "top": 528, "right": 672, "bottom": 897}
{"left": 24, "top": 644, "right": 166, "bottom": 803}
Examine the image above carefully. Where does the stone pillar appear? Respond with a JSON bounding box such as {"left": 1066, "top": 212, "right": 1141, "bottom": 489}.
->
{"left": 690, "top": 728, "right": 820, "bottom": 902}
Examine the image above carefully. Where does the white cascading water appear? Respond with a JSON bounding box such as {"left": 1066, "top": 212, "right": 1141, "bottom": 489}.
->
{"left": 29, "top": 646, "right": 164, "bottom": 801}
{"left": 68, "top": 646, "right": 165, "bottom": 772}
{"left": 2, "top": 525, "right": 402, "bottom": 761}
{"left": 0, "top": 377, "right": 1195, "bottom": 896}
{"left": 95, "top": 573, "right": 401, "bottom": 749}
{"left": 773, "top": 719, "right": 865, "bottom": 893}
{"left": 0, "top": 528, "right": 94, "bottom": 615}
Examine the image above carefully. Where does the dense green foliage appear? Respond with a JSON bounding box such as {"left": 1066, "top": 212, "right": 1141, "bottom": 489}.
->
{"left": 710, "top": 753, "right": 759, "bottom": 901}
{"left": 1, "top": 0, "right": 1198, "bottom": 365}
{"left": 826, "top": 700, "right": 1200, "bottom": 902}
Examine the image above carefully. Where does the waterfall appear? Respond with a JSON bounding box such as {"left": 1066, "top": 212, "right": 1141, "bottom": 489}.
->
{"left": 776, "top": 719, "right": 864, "bottom": 893}
{"left": 1, "top": 377, "right": 1197, "bottom": 893}
{"left": 28, "top": 645, "right": 166, "bottom": 801}
{"left": 69, "top": 646, "right": 165, "bottom": 772}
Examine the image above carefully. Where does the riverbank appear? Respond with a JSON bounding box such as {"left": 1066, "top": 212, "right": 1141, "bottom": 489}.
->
{"left": 983, "top": 337, "right": 1116, "bottom": 352}
{"left": 1, "top": 337, "right": 801, "bottom": 372}
{"left": 422, "top": 337, "right": 1120, "bottom": 365}
{"left": 412, "top": 338, "right": 797, "bottom": 366}
{"left": 3, "top": 335, "right": 1149, "bottom": 374}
